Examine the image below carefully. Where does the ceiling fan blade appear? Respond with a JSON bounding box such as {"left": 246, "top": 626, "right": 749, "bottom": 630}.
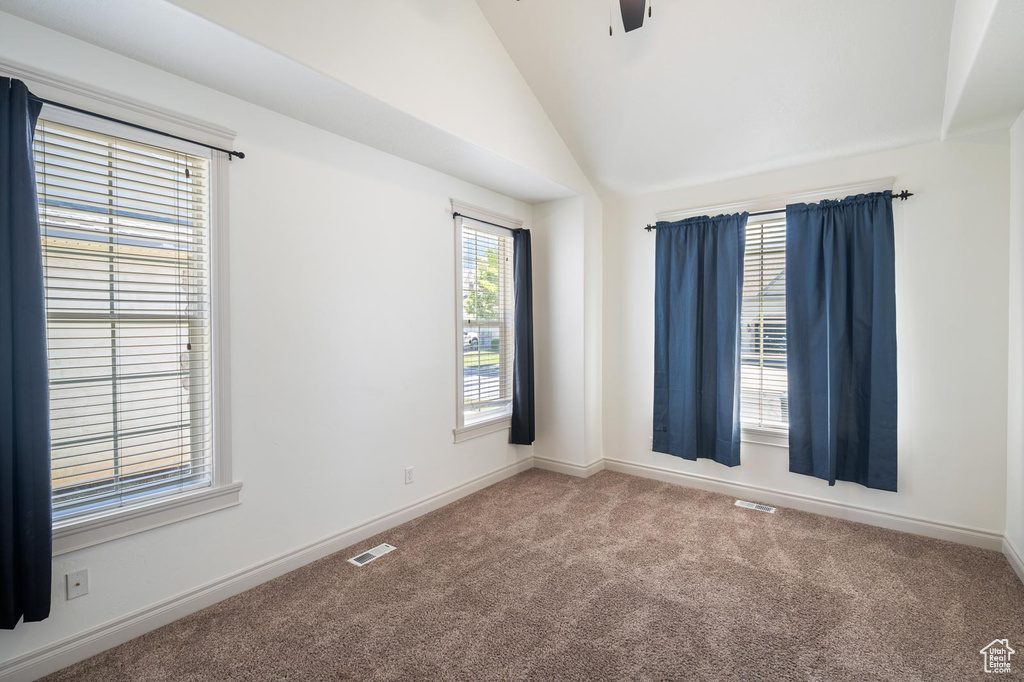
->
{"left": 620, "top": 0, "right": 646, "bottom": 32}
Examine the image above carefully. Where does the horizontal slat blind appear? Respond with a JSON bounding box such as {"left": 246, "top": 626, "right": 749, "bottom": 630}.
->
{"left": 460, "top": 224, "right": 514, "bottom": 424}
{"left": 740, "top": 217, "right": 788, "bottom": 432}
{"left": 35, "top": 119, "right": 213, "bottom": 521}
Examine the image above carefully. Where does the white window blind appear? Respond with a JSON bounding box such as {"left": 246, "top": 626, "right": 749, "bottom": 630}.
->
{"left": 740, "top": 216, "right": 788, "bottom": 432}
{"left": 458, "top": 221, "right": 514, "bottom": 426}
{"left": 35, "top": 118, "right": 213, "bottom": 522}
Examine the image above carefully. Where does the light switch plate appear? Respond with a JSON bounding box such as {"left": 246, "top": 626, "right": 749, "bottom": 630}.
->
{"left": 66, "top": 569, "right": 89, "bottom": 600}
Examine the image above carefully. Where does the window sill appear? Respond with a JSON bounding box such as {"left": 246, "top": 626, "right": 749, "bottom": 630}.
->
{"left": 741, "top": 427, "right": 789, "bottom": 449}
{"left": 52, "top": 481, "right": 243, "bottom": 556}
{"left": 454, "top": 416, "right": 511, "bottom": 443}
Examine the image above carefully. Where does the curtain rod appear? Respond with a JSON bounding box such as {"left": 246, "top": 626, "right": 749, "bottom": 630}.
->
{"left": 452, "top": 211, "right": 521, "bottom": 232}
{"left": 30, "top": 95, "right": 246, "bottom": 160}
{"left": 643, "top": 189, "right": 914, "bottom": 232}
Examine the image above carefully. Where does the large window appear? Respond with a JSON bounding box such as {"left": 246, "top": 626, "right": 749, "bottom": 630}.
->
{"left": 454, "top": 216, "right": 514, "bottom": 437}
{"left": 35, "top": 116, "right": 214, "bottom": 523}
{"left": 740, "top": 215, "right": 788, "bottom": 433}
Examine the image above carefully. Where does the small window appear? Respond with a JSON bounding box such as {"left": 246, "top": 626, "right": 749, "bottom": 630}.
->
{"left": 35, "top": 117, "right": 215, "bottom": 522}
{"left": 740, "top": 216, "right": 788, "bottom": 432}
{"left": 454, "top": 216, "right": 515, "bottom": 433}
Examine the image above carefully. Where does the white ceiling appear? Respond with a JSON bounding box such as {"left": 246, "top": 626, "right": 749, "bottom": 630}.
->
{"left": 0, "top": 0, "right": 579, "bottom": 204}
{"left": 943, "top": 0, "right": 1024, "bottom": 138}
{"left": 476, "top": 0, "right": 957, "bottom": 196}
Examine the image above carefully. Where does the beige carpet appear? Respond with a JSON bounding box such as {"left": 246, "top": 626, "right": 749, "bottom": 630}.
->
{"left": 47, "top": 469, "right": 1024, "bottom": 681}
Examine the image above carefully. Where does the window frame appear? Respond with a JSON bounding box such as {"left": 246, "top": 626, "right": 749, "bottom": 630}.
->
{"left": 37, "top": 104, "right": 240, "bottom": 556}
{"left": 739, "top": 213, "right": 790, "bottom": 444}
{"left": 451, "top": 202, "right": 522, "bottom": 443}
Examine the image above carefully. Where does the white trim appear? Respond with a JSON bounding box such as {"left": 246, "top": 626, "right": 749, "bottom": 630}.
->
{"left": 210, "top": 153, "right": 233, "bottom": 488}
{"left": 461, "top": 216, "right": 515, "bottom": 239}
{"left": 38, "top": 105, "right": 212, "bottom": 159}
{"left": 533, "top": 456, "right": 605, "bottom": 479}
{"left": 1, "top": 458, "right": 534, "bottom": 682}
{"left": 602, "top": 457, "right": 1004, "bottom": 550}
{"left": 0, "top": 58, "right": 235, "bottom": 148}
{"left": 655, "top": 178, "right": 897, "bottom": 223}
{"left": 1005, "top": 536, "right": 1024, "bottom": 586}
{"left": 453, "top": 416, "right": 511, "bottom": 443}
{"left": 741, "top": 427, "right": 789, "bottom": 449}
{"left": 452, "top": 211, "right": 516, "bottom": 437}
{"left": 453, "top": 213, "right": 465, "bottom": 433}
{"left": 449, "top": 199, "right": 524, "bottom": 231}
{"left": 52, "top": 483, "right": 242, "bottom": 556}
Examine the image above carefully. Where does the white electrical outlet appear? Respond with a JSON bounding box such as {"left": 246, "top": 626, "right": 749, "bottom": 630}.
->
{"left": 66, "top": 569, "right": 89, "bottom": 600}
{"left": 404, "top": 466, "right": 414, "bottom": 484}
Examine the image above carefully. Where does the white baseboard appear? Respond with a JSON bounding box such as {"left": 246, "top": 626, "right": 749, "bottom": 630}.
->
{"left": 0, "top": 457, "right": 534, "bottom": 682}
{"left": 603, "top": 458, "right": 1005, "bottom": 551}
{"left": 533, "top": 456, "right": 604, "bottom": 478}
{"left": 1005, "top": 536, "right": 1024, "bottom": 586}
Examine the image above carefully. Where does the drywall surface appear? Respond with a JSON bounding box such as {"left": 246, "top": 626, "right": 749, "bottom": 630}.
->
{"left": 531, "top": 197, "right": 586, "bottom": 467}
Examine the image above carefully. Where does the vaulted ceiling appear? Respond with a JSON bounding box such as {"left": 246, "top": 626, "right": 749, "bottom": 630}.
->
{"left": 5, "top": 0, "right": 1024, "bottom": 202}
{"left": 476, "top": 0, "right": 958, "bottom": 196}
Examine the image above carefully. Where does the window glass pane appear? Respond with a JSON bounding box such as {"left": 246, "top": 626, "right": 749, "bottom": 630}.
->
{"left": 36, "top": 119, "right": 213, "bottom": 521}
{"left": 740, "top": 217, "right": 788, "bottom": 432}
{"left": 460, "top": 224, "right": 514, "bottom": 424}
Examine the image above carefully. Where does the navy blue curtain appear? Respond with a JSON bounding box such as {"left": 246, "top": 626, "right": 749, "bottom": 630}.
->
{"left": 785, "top": 192, "right": 897, "bottom": 491}
{"left": 1, "top": 78, "right": 51, "bottom": 629}
{"left": 653, "top": 213, "right": 747, "bottom": 466}
{"left": 510, "top": 228, "right": 534, "bottom": 445}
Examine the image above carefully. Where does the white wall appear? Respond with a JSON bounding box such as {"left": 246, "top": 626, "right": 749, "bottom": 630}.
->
{"left": 943, "top": 0, "right": 999, "bottom": 136}
{"left": 531, "top": 197, "right": 585, "bottom": 466}
{"left": 583, "top": 194, "right": 604, "bottom": 467}
{"left": 603, "top": 132, "right": 1011, "bottom": 535}
{"left": 529, "top": 193, "right": 604, "bottom": 471}
{"left": 158, "top": 0, "right": 608, "bottom": 471}
{"left": 0, "top": 18, "right": 537, "bottom": 668}
{"left": 1007, "top": 111, "right": 1024, "bottom": 558}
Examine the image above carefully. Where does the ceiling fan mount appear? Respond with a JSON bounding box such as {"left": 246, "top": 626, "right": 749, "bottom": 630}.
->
{"left": 515, "top": 0, "right": 653, "bottom": 36}
{"left": 616, "top": 0, "right": 652, "bottom": 35}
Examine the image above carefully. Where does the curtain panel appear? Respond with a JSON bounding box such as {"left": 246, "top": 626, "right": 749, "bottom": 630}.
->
{"left": 652, "top": 213, "right": 747, "bottom": 466}
{"left": 785, "top": 191, "right": 898, "bottom": 492}
{"left": 1, "top": 77, "right": 51, "bottom": 628}
{"left": 510, "top": 228, "right": 534, "bottom": 445}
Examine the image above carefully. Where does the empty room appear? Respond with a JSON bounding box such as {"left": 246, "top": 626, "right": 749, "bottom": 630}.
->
{"left": 2, "top": 1, "right": 1024, "bottom": 680}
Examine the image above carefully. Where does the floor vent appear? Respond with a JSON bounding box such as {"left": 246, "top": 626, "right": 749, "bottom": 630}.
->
{"left": 735, "top": 500, "right": 777, "bottom": 514}
{"left": 348, "top": 543, "right": 396, "bottom": 567}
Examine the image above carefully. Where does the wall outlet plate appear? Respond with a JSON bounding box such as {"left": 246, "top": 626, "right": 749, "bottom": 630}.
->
{"left": 404, "top": 466, "right": 414, "bottom": 484}
{"left": 66, "top": 569, "right": 89, "bottom": 600}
